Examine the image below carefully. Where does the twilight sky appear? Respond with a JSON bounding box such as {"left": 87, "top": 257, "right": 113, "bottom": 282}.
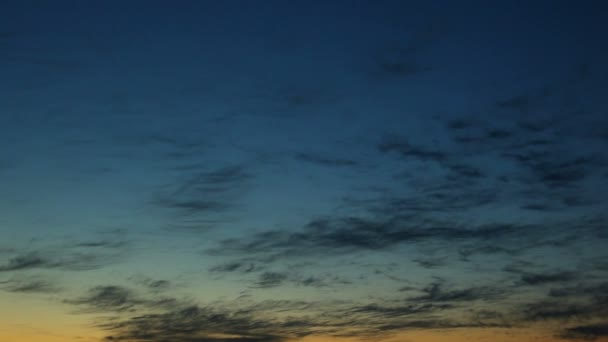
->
{"left": 1, "top": 1, "right": 608, "bottom": 342}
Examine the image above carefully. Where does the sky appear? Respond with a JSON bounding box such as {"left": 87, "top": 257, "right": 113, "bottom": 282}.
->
{"left": 1, "top": 1, "right": 608, "bottom": 341}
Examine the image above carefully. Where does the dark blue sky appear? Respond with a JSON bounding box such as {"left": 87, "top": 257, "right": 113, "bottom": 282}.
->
{"left": 1, "top": 1, "right": 607, "bottom": 342}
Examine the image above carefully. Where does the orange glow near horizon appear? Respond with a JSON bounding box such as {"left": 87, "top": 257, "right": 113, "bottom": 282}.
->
{"left": 3, "top": 326, "right": 606, "bottom": 342}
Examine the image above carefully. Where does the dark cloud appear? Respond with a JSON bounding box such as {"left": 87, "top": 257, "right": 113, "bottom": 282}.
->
{"left": 446, "top": 118, "right": 476, "bottom": 130}
{"left": 549, "top": 282, "right": 608, "bottom": 299}
{"left": 145, "top": 280, "right": 172, "bottom": 291}
{"left": 458, "top": 244, "right": 519, "bottom": 261}
{"left": 378, "top": 136, "right": 446, "bottom": 162}
{"left": 66, "top": 285, "right": 179, "bottom": 313}
{"left": 0, "top": 235, "right": 128, "bottom": 273}
{"left": 72, "top": 237, "right": 129, "bottom": 249}
{"left": 253, "top": 272, "right": 288, "bottom": 289}
{"left": 453, "top": 135, "right": 485, "bottom": 144}
{"left": 504, "top": 152, "right": 594, "bottom": 189}
{"left": 135, "top": 134, "right": 205, "bottom": 151}
{"left": 520, "top": 203, "right": 557, "bottom": 212}
{"left": 210, "top": 261, "right": 257, "bottom": 274}
{"left": 131, "top": 277, "right": 174, "bottom": 293}
{"left": 518, "top": 271, "right": 578, "bottom": 286}
{"left": 274, "top": 84, "right": 339, "bottom": 111}
{"left": 212, "top": 215, "right": 535, "bottom": 259}
{"left": 373, "top": 134, "right": 500, "bottom": 215}
{"left": 410, "top": 283, "right": 505, "bottom": 303}
{"left": 486, "top": 129, "right": 513, "bottom": 140}
{"left": 375, "top": 60, "right": 431, "bottom": 78}
{"left": 293, "top": 153, "right": 358, "bottom": 167}
{"left": 495, "top": 86, "right": 554, "bottom": 113}
{"left": 1, "top": 229, "right": 130, "bottom": 273}
{"left": 509, "top": 138, "right": 554, "bottom": 150}
{"left": 67, "top": 229, "right": 131, "bottom": 250}
{"left": 0, "top": 252, "right": 118, "bottom": 272}
{"left": 366, "top": 187, "right": 496, "bottom": 214}
{"left": 294, "top": 276, "right": 329, "bottom": 288}
{"left": 371, "top": 319, "right": 506, "bottom": 333}
{"left": 445, "top": 163, "right": 484, "bottom": 179}
{"left": 0, "top": 277, "right": 61, "bottom": 293}
{"left": 0, "top": 253, "right": 48, "bottom": 271}
{"left": 521, "top": 298, "right": 608, "bottom": 322}
{"left": 208, "top": 260, "right": 349, "bottom": 289}
{"left": 95, "top": 303, "right": 287, "bottom": 342}
{"left": 496, "top": 139, "right": 605, "bottom": 212}
{"left": 67, "top": 285, "right": 143, "bottom": 312}
{"left": 60, "top": 275, "right": 521, "bottom": 342}
{"left": 349, "top": 303, "right": 451, "bottom": 318}
{"left": 517, "top": 119, "right": 554, "bottom": 133}
{"left": 76, "top": 288, "right": 501, "bottom": 342}
{"left": 155, "top": 165, "right": 253, "bottom": 230}
{"left": 370, "top": 22, "right": 442, "bottom": 80}
{"left": 496, "top": 94, "right": 533, "bottom": 112}
{"left": 559, "top": 323, "right": 608, "bottom": 341}
{"left": 413, "top": 257, "right": 448, "bottom": 269}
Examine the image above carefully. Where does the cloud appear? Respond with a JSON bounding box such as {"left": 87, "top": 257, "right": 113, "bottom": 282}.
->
{"left": 208, "top": 260, "right": 349, "bottom": 289}
{"left": 154, "top": 165, "right": 253, "bottom": 230}
{"left": 501, "top": 147, "right": 600, "bottom": 200}
{"left": 0, "top": 233, "right": 129, "bottom": 273}
{"left": 445, "top": 163, "right": 484, "bottom": 179}
{"left": 210, "top": 261, "right": 257, "bottom": 274}
{"left": 486, "top": 129, "right": 513, "bottom": 140}
{"left": 549, "top": 282, "right": 608, "bottom": 298}
{"left": 375, "top": 60, "right": 431, "bottom": 78}
{"left": 144, "top": 279, "right": 172, "bottom": 292}
{"left": 212, "top": 215, "right": 535, "bottom": 259}
{"left": 458, "top": 244, "right": 519, "bottom": 261}
{"left": 496, "top": 94, "right": 533, "bottom": 112}
{"left": 61, "top": 278, "right": 518, "bottom": 342}
{"left": 73, "top": 288, "right": 502, "bottom": 342}
{"left": 72, "top": 236, "right": 129, "bottom": 249}
{"left": 253, "top": 272, "right": 288, "bottom": 289}
{"left": 293, "top": 153, "right": 359, "bottom": 167}
{"left": 378, "top": 135, "right": 446, "bottom": 162}
{"left": 559, "top": 323, "right": 608, "bottom": 341}
{"left": 410, "top": 283, "right": 505, "bottom": 303}
{"left": 0, "top": 277, "right": 61, "bottom": 294}
{"left": 412, "top": 257, "right": 448, "bottom": 269}
{"left": 70, "top": 286, "right": 141, "bottom": 311}
{"left": 0, "top": 251, "right": 118, "bottom": 272}
{"left": 495, "top": 86, "right": 554, "bottom": 113}
{"left": 369, "top": 22, "right": 443, "bottom": 80}
{"left": 66, "top": 285, "right": 143, "bottom": 313}
{"left": 520, "top": 287, "right": 608, "bottom": 322}
{"left": 349, "top": 303, "right": 451, "bottom": 318}
{"left": 66, "top": 285, "right": 179, "bottom": 313}
{"left": 446, "top": 118, "right": 477, "bottom": 130}
{"left": 0, "top": 253, "right": 49, "bottom": 271}
{"left": 94, "top": 303, "right": 287, "bottom": 342}
{"left": 518, "top": 271, "right": 578, "bottom": 286}
{"left": 293, "top": 275, "right": 332, "bottom": 288}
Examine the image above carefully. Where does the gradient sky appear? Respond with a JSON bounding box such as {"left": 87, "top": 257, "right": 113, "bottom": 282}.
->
{"left": 1, "top": 1, "right": 608, "bottom": 342}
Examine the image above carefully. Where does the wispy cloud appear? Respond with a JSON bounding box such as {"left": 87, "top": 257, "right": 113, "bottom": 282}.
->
{"left": 559, "top": 323, "right": 608, "bottom": 341}
{"left": 154, "top": 164, "right": 253, "bottom": 231}
{"left": 0, "top": 276, "right": 61, "bottom": 294}
{"left": 293, "top": 153, "right": 359, "bottom": 168}
{"left": 0, "top": 231, "right": 130, "bottom": 273}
